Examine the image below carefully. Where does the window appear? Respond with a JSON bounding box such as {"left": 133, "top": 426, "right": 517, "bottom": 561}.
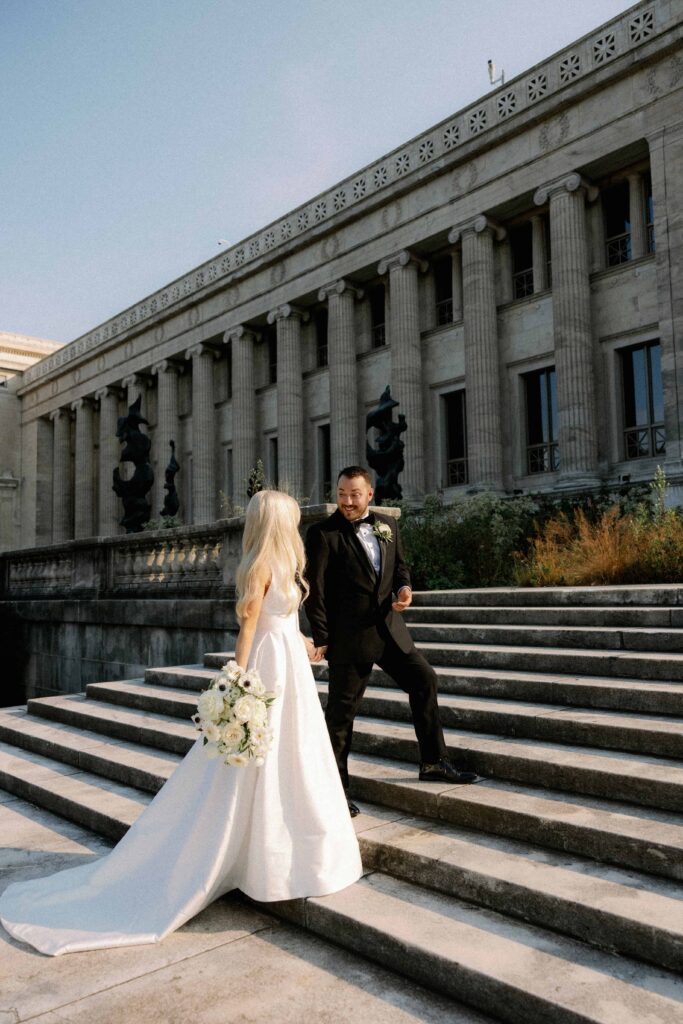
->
{"left": 226, "top": 345, "right": 232, "bottom": 399}
{"left": 621, "top": 342, "right": 665, "bottom": 459}
{"left": 433, "top": 256, "right": 453, "bottom": 325}
{"left": 644, "top": 172, "right": 655, "bottom": 254}
{"left": 525, "top": 367, "right": 559, "bottom": 473}
{"left": 370, "top": 284, "right": 386, "bottom": 348}
{"left": 510, "top": 223, "right": 534, "bottom": 299}
{"left": 266, "top": 330, "right": 277, "bottom": 385}
{"left": 603, "top": 182, "right": 632, "bottom": 266}
{"left": 315, "top": 307, "right": 329, "bottom": 368}
{"left": 443, "top": 390, "right": 468, "bottom": 485}
{"left": 269, "top": 436, "right": 279, "bottom": 485}
{"left": 318, "top": 423, "right": 332, "bottom": 501}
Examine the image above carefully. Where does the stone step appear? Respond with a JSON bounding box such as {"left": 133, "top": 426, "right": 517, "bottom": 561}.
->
{"left": 88, "top": 678, "right": 201, "bottom": 716}
{"left": 146, "top": 664, "right": 217, "bottom": 691}
{"left": 316, "top": 681, "right": 683, "bottom": 759}
{"left": 403, "top": 604, "right": 683, "bottom": 627}
{"left": 2, "top": 733, "right": 681, "bottom": 1022}
{"left": 25, "top": 693, "right": 195, "bottom": 755}
{"left": 408, "top": 622, "right": 683, "bottom": 653}
{"left": 355, "top": 806, "right": 683, "bottom": 973}
{"left": 0, "top": 708, "right": 179, "bottom": 793}
{"left": 347, "top": 752, "right": 683, "bottom": 882}
{"left": 0, "top": 739, "right": 150, "bottom": 841}
{"left": 410, "top": 585, "right": 683, "bottom": 607}
{"left": 417, "top": 640, "right": 683, "bottom": 680}
{"left": 274, "top": 872, "right": 683, "bottom": 1024}
{"left": 311, "top": 662, "right": 683, "bottom": 716}
{"left": 350, "top": 717, "right": 683, "bottom": 814}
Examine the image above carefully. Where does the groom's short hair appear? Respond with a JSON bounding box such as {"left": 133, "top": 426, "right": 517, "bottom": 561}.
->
{"left": 337, "top": 466, "right": 372, "bottom": 486}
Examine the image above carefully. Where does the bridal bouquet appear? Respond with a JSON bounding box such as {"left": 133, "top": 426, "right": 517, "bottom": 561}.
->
{"left": 192, "top": 660, "right": 277, "bottom": 767}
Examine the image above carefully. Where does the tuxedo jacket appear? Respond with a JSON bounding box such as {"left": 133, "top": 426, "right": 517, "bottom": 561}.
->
{"left": 304, "top": 509, "right": 415, "bottom": 665}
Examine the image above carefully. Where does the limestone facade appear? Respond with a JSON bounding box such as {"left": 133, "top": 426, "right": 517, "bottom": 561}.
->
{"left": 8, "top": 1, "right": 683, "bottom": 548}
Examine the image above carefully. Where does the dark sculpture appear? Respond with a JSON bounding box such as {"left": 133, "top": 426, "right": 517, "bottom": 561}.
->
{"left": 365, "top": 386, "right": 406, "bottom": 503}
{"left": 113, "top": 395, "right": 154, "bottom": 533}
{"left": 160, "top": 440, "right": 180, "bottom": 519}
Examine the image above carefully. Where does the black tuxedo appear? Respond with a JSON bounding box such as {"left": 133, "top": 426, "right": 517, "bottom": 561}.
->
{"left": 305, "top": 509, "right": 447, "bottom": 789}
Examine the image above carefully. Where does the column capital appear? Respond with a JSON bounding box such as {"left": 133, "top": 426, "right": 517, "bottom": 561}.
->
{"left": 94, "top": 385, "right": 123, "bottom": 401}
{"left": 70, "top": 396, "right": 95, "bottom": 413}
{"left": 448, "top": 215, "right": 506, "bottom": 245}
{"left": 48, "top": 407, "right": 70, "bottom": 423}
{"left": 317, "top": 279, "right": 364, "bottom": 303}
{"left": 151, "top": 359, "right": 183, "bottom": 376}
{"left": 121, "top": 371, "right": 153, "bottom": 389}
{"left": 223, "top": 325, "right": 260, "bottom": 345}
{"left": 377, "top": 250, "right": 428, "bottom": 276}
{"left": 534, "top": 172, "right": 598, "bottom": 207}
{"left": 266, "top": 303, "right": 310, "bottom": 325}
{"left": 184, "top": 342, "right": 220, "bottom": 362}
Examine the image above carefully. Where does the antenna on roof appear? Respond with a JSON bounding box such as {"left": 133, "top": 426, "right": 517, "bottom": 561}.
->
{"left": 488, "top": 59, "right": 505, "bottom": 87}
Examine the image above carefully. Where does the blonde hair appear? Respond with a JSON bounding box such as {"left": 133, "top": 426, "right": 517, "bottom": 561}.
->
{"left": 235, "top": 490, "right": 310, "bottom": 620}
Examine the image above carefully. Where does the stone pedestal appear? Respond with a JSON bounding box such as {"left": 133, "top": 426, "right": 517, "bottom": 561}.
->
{"left": 95, "top": 387, "right": 121, "bottom": 536}
{"left": 377, "top": 251, "right": 427, "bottom": 498}
{"left": 449, "top": 217, "right": 505, "bottom": 491}
{"left": 267, "top": 304, "right": 306, "bottom": 497}
{"left": 185, "top": 344, "right": 217, "bottom": 524}
{"left": 49, "top": 409, "right": 72, "bottom": 543}
{"left": 224, "top": 327, "right": 258, "bottom": 503}
{"left": 71, "top": 399, "right": 95, "bottom": 539}
{"left": 151, "top": 361, "right": 181, "bottom": 518}
{"left": 535, "top": 173, "right": 599, "bottom": 485}
{"left": 318, "top": 281, "right": 362, "bottom": 475}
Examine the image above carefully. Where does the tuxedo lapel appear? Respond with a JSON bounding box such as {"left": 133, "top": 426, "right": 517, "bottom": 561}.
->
{"left": 376, "top": 517, "right": 392, "bottom": 593}
{"left": 333, "top": 510, "right": 377, "bottom": 586}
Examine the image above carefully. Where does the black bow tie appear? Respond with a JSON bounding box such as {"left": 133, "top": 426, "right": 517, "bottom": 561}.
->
{"left": 352, "top": 514, "right": 375, "bottom": 531}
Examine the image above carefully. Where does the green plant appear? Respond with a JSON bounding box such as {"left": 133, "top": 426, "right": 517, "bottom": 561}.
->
{"left": 218, "top": 491, "right": 245, "bottom": 518}
{"left": 247, "top": 459, "right": 265, "bottom": 498}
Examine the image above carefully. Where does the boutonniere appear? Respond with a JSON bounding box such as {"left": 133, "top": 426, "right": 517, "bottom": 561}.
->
{"left": 373, "top": 522, "right": 393, "bottom": 544}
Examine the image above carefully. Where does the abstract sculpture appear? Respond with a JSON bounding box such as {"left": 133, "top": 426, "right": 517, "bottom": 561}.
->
{"left": 113, "top": 395, "right": 154, "bottom": 533}
{"left": 160, "top": 440, "right": 180, "bottom": 519}
{"left": 365, "top": 386, "right": 406, "bottom": 503}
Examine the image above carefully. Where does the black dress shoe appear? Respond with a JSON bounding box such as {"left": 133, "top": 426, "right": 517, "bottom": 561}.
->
{"left": 347, "top": 799, "right": 360, "bottom": 817}
{"left": 419, "top": 758, "right": 478, "bottom": 784}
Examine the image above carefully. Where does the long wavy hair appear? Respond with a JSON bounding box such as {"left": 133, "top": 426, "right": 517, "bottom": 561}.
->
{"left": 235, "top": 490, "right": 309, "bottom": 621}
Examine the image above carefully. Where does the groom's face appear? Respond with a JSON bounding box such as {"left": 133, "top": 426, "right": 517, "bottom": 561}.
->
{"left": 337, "top": 475, "right": 373, "bottom": 522}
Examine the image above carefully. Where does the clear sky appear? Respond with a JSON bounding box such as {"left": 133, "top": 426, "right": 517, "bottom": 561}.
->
{"left": 2, "top": 0, "right": 636, "bottom": 344}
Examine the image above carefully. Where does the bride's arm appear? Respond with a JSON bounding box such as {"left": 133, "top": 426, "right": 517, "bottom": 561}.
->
{"left": 234, "top": 571, "right": 270, "bottom": 669}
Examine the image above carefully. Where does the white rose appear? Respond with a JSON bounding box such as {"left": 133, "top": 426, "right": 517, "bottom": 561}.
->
{"left": 197, "top": 689, "right": 224, "bottom": 720}
{"left": 221, "top": 722, "right": 244, "bottom": 747}
{"left": 249, "top": 677, "right": 266, "bottom": 698}
{"left": 233, "top": 695, "right": 257, "bottom": 723}
{"left": 222, "top": 660, "right": 241, "bottom": 682}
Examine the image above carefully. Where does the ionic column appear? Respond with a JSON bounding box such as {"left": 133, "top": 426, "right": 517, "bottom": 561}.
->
{"left": 451, "top": 248, "right": 463, "bottom": 321}
{"left": 71, "top": 398, "right": 95, "bottom": 539}
{"left": 628, "top": 172, "right": 647, "bottom": 260}
{"left": 151, "top": 360, "right": 181, "bottom": 517}
{"left": 121, "top": 373, "right": 149, "bottom": 413}
{"left": 224, "top": 327, "right": 258, "bottom": 503}
{"left": 185, "top": 344, "right": 218, "bottom": 524}
{"left": 318, "top": 281, "right": 363, "bottom": 474}
{"left": 49, "top": 408, "right": 72, "bottom": 543}
{"left": 531, "top": 214, "right": 548, "bottom": 292}
{"left": 448, "top": 217, "right": 505, "bottom": 491}
{"left": 95, "top": 386, "right": 121, "bottom": 535}
{"left": 377, "top": 251, "right": 427, "bottom": 498}
{"left": 535, "top": 173, "right": 599, "bottom": 484}
{"left": 267, "top": 304, "right": 307, "bottom": 497}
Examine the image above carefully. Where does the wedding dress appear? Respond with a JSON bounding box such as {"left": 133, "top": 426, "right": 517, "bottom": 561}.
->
{"left": 0, "top": 567, "right": 363, "bottom": 955}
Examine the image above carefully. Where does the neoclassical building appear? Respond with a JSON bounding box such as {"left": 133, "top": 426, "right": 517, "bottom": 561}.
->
{"left": 8, "top": 1, "right": 683, "bottom": 550}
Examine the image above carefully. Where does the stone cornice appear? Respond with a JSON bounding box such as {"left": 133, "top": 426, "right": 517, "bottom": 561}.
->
{"left": 377, "top": 250, "right": 428, "bottom": 276}
{"left": 19, "top": 2, "right": 675, "bottom": 390}
{"left": 317, "top": 279, "right": 364, "bottom": 303}
{"left": 448, "top": 215, "right": 507, "bottom": 245}
{"left": 534, "top": 172, "right": 599, "bottom": 206}
{"left": 266, "top": 304, "right": 310, "bottom": 325}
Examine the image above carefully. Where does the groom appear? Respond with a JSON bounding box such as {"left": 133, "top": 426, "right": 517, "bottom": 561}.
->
{"left": 305, "top": 466, "right": 477, "bottom": 816}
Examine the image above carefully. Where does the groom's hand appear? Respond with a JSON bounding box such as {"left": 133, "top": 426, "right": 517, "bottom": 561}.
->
{"left": 312, "top": 646, "right": 328, "bottom": 663}
{"left": 392, "top": 586, "right": 412, "bottom": 612}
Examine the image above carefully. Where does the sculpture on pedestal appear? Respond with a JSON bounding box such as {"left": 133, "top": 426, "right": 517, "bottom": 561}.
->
{"left": 365, "top": 386, "right": 406, "bottom": 503}
{"left": 160, "top": 440, "right": 180, "bottom": 520}
{"left": 113, "top": 395, "right": 154, "bottom": 533}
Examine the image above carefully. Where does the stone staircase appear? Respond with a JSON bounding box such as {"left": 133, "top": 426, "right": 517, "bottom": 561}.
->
{"left": 2, "top": 585, "right": 683, "bottom": 1023}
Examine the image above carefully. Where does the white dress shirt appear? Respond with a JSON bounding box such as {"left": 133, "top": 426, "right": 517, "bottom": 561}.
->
{"left": 355, "top": 521, "right": 381, "bottom": 573}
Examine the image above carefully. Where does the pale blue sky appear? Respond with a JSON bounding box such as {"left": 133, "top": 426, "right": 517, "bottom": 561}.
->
{"left": 2, "top": 0, "right": 635, "bottom": 343}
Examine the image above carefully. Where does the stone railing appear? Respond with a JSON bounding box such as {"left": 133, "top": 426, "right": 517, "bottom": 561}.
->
{"left": 0, "top": 504, "right": 400, "bottom": 601}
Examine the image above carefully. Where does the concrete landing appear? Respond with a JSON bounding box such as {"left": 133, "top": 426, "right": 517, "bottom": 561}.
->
{"left": 0, "top": 795, "right": 493, "bottom": 1024}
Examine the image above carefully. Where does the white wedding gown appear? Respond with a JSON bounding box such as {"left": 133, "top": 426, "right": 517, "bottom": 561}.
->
{"left": 0, "top": 569, "right": 363, "bottom": 955}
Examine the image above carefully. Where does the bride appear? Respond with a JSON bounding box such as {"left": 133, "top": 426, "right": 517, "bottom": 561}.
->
{"left": 0, "top": 490, "right": 363, "bottom": 956}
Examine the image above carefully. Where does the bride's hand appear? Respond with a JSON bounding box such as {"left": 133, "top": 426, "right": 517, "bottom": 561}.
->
{"left": 302, "top": 635, "right": 316, "bottom": 661}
